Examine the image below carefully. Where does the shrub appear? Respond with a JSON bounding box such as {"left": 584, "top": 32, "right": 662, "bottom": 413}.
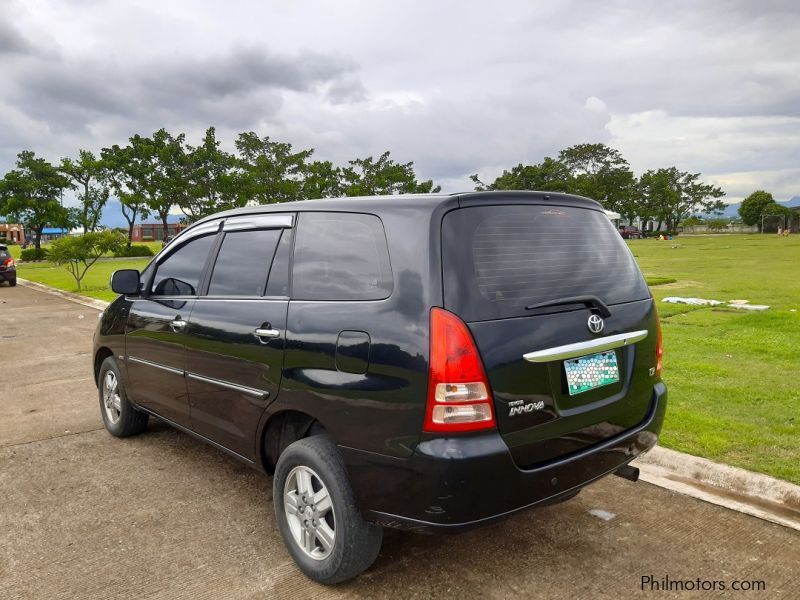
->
{"left": 20, "top": 248, "right": 49, "bottom": 261}
{"left": 1, "top": 238, "right": 18, "bottom": 245}
{"left": 114, "top": 244, "right": 154, "bottom": 258}
{"left": 48, "top": 231, "right": 126, "bottom": 291}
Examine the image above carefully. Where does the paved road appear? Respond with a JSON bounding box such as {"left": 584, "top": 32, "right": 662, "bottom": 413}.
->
{"left": 1, "top": 284, "right": 798, "bottom": 599}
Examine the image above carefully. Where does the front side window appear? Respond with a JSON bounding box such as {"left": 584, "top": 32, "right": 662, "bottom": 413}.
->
{"left": 208, "top": 229, "right": 282, "bottom": 296}
{"left": 150, "top": 234, "right": 216, "bottom": 296}
{"left": 292, "top": 212, "right": 393, "bottom": 301}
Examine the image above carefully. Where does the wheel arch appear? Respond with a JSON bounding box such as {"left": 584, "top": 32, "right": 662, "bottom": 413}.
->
{"left": 94, "top": 347, "right": 115, "bottom": 387}
{"left": 260, "top": 409, "right": 328, "bottom": 474}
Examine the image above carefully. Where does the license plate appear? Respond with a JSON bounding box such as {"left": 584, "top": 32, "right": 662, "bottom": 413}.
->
{"left": 564, "top": 350, "right": 620, "bottom": 396}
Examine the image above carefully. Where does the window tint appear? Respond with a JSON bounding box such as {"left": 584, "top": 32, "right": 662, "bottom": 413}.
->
{"left": 265, "top": 229, "right": 292, "bottom": 297}
{"left": 442, "top": 205, "right": 650, "bottom": 321}
{"left": 208, "top": 229, "right": 282, "bottom": 296}
{"left": 151, "top": 234, "right": 216, "bottom": 296}
{"left": 292, "top": 212, "right": 392, "bottom": 301}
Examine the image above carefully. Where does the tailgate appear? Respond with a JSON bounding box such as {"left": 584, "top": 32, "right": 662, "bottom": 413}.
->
{"left": 441, "top": 201, "right": 657, "bottom": 468}
{"left": 467, "top": 299, "right": 658, "bottom": 468}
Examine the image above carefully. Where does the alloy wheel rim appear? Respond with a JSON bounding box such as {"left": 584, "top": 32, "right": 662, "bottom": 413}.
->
{"left": 283, "top": 465, "right": 336, "bottom": 560}
{"left": 103, "top": 371, "right": 122, "bottom": 424}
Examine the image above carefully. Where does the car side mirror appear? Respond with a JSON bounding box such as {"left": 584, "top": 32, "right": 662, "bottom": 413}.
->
{"left": 111, "top": 269, "right": 141, "bottom": 295}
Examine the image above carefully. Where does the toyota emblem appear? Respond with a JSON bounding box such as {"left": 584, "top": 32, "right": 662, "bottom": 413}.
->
{"left": 587, "top": 314, "right": 604, "bottom": 334}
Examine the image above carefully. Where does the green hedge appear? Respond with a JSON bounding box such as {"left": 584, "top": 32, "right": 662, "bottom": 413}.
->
{"left": 20, "top": 248, "right": 49, "bottom": 261}
{"left": 113, "top": 244, "right": 155, "bottom": 258}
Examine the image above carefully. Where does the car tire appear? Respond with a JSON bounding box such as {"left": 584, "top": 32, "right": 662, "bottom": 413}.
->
{"left": 273, "top": 435, "right": 383, "bottom": 584}
{"left": 98, "top": 356, "right": 148, "bottom": 437}
{"left": 8, "top": 277, "right": 16, "bottom": 287}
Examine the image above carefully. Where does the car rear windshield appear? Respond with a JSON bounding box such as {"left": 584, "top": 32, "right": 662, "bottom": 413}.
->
{"left": 442, "top": 204, "right": 650, "bottom": 321}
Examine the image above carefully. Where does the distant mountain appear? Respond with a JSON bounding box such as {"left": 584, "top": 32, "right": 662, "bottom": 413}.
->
{"left": 699, "top": 195, "right": 799, "bottom": 219}
{"left": 100, "top": 198, "right": 184, "bottom": 229}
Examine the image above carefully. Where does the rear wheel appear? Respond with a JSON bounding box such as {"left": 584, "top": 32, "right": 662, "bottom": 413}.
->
{"left": 274, "top": 435, "right": 382, "bottom": 584}
{"left": 98, "top": 356, "right": 148, "bottom": 437}
{"left": 8, "top": 277, "right": 16, "bottom": 287}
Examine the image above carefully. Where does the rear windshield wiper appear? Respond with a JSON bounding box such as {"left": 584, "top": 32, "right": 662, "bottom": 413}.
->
{"left": 525, "top": 295, "right": 611, "bottom": 318}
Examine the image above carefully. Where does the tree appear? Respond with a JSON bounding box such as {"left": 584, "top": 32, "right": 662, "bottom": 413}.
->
{"left": 235, "top": 132, "right": 313, "bottom": 204}
{"left": 101, "top": 144, "right": 150, "bottom": 247}
{"left": 131, "top": 129, "right": 188, "bottom": 240}
{"left": 0, "top": 151, "right": 72, "bottom": 249}
{"left": 341, "top": 151, "right": 441, "bottom": 196}
{"left": 739, "top": 190, "right": 776, "bottom": 232}
{"left": 301, "top": 160, "right": 343, "bottom": 199}
{"left": 470, "top": 157, "right": 571, "bottom": 192}
{"left": 180, "top": 127, "right": 243, "bottom": 220}
{"left": 557, "top": 143, "right": 636, "bottom": 211}
{"left": 48, "top": 230, "right": 126, "bottom": 291}
{"left": 60, "top": 150, "right": 109, "bottom": 233}
{"left": 640, "top": 167, "right": 725, "bottom": 231}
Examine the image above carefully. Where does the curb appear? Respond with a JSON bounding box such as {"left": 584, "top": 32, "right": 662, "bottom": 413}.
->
{"left": 16, "top": 278, "right": 109, "bottom": 311}
{"left": 12, "top": 279, "right": 800, "bottom": 531}
{"left": 634, "top": 446, "right": 800, "bottom": 531}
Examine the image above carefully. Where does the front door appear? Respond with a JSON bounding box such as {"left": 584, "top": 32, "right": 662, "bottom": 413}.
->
{"left": 184, "top": 217, "right": 293, "bottom": 459}
{"left": 125, "top": 230, "right": 219, "bottom": 425}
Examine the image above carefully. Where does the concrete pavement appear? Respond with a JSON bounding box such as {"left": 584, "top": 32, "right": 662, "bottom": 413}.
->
{"left": 1, "top": 284, "right": 798, "bottom": 598}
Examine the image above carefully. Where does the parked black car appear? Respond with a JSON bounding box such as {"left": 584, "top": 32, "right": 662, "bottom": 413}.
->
{"left": 619, "top": 225, "right": 645, "bottom": 239}
{"left": 94, "top": 191, "right": 666, "bottom": 583}
{"left": 0, "top": 244, "right": 17, "bottom": 286}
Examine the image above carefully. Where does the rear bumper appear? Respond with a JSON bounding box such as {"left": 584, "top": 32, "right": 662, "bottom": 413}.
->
{"left": 0, "top": 269, "right": 16, "bottom": 282}
{"left": 341, "top": 382, "right": 667, "bottom": 532}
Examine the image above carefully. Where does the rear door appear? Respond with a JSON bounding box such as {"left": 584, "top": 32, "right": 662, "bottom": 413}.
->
{"left": 442, "top": 202, "right": 659, "bottom": 468}
{"left": 183, "top": 214, "right": 293, "bottom": 459}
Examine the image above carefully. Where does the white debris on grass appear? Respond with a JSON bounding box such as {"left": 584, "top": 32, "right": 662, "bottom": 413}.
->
{"left": 662, "top": 297, "right": 769, "bottom": 311}
{"left": 727, "top": 303, "right": 770, "bottom": 311}
{"left": 588, "top": 509, "right": 616, "bottom": 521}
{"left": 662, "top": 297, "right": 723, "bottom": 306}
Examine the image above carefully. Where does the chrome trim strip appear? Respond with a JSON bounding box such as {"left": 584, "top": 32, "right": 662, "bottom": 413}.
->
{"left": 185, "top": 372, "right": 269, "bottom": 400}
{"left": 223, "top": 214, "right": 293, "bottom": 231}
{"left": 523, "top": 330, "right": 648, "bottom": 363}
{"left": 127, "top": 356, "right": 184, "bottom": 376}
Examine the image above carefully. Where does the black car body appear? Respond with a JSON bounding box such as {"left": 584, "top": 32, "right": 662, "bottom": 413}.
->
{"left": 0, "top": 245, "right": 17, "bottom": 286}
{"left": 93, "top": 191, "right": 666, "bottom": 582}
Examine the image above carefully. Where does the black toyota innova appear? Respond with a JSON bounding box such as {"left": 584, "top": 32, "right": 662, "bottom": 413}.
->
{"left": 94, "top": 191, "right": 666, "bottom": 583}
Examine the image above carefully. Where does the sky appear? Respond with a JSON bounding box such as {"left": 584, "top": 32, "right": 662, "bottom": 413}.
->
{"left": 1, "top": 0, "right": 799, "bottom": 214}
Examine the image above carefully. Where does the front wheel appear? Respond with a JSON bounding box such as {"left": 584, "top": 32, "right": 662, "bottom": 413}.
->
{"left": 98, "top": 356, "right": 149, "bottom": 437}
{"left": 273, "top": 435, "right": 382, "bottom": 584}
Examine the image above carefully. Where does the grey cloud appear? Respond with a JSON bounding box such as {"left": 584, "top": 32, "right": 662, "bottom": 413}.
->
{"left": 0, "top": 15, "right": 36, "bottom": 55}
{"left": 2, "top": 45, "right": 365, "bottom": 150}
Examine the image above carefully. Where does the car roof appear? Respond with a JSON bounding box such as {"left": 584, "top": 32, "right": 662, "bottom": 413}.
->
{"left": 189, "top": 191, "right": 602, "bottom": 230}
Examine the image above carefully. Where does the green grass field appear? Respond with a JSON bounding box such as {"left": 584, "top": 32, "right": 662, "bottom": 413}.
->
{"left": 630, "top": 235, "right": 799, "bottom": 483}
{"left": 11, "top": 234, "right": 800, "bottom": 482}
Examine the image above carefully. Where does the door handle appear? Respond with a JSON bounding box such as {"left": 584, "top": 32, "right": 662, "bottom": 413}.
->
{"left": 170, "top": 319, "right": 187, "bottom": 332}
{"left": 254, "top": 327, "right": 280, "bottom": 341}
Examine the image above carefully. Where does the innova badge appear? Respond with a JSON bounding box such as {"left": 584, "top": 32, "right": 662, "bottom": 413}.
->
{"left": 587, "top": 314, "right": 604, "bottom": 334}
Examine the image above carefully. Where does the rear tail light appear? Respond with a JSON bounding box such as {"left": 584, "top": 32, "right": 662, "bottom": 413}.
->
{"left": 655, "top": 308, "right": 664, "bottom": 376}
{"left": 424, "top": 307, "right": 496, "bottom": 433}
{"left": 2, "top": 257, "right": 14, "bottom": 268}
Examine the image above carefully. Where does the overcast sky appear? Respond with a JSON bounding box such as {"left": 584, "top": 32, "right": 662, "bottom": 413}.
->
{"left": 1, "top": 0, "right": 799, "bottom": 203}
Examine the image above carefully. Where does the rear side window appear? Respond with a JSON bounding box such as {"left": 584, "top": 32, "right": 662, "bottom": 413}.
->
{"left": 292, "top": 212, "right": 393, "bottom": 301}
{"left": 208, "top": 229, "right": 282, "bottom": 296}
{"left": 151, "top": 234, "right": 216, "bottom": 296}
{"left": 442, "top": 205, "right": 650, "bottom": 321}
{"left": 0, "top": 249, "right": 9, "bottom": 259}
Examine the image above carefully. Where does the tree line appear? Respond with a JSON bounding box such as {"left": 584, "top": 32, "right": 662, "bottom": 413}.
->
{"left": 0, "top": 127, "right": 440, "bottom": 249}
{"left": 471, "top": 143, "right": 726, "bottom": 232}
{"left": 1, "top": 133, "right": 732, "bottom": 251}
